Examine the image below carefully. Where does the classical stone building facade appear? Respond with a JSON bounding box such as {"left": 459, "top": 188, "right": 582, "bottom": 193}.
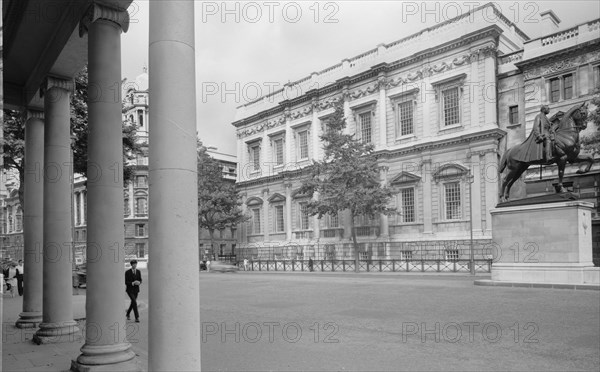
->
{"left": 233, "top": 4, "right": 530, "bottom": 262}
{"left": 232, "top": 4, "right": 600, "bottom": 265}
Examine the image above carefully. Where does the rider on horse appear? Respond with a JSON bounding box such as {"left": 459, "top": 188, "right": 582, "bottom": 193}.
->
{"left": 510, "top": 105, "right": 560, "bottom": 163}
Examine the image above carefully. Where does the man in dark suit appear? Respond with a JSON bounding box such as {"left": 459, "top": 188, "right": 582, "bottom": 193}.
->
{"left": 125, "top": 259, "right": 142, "bottom": 322}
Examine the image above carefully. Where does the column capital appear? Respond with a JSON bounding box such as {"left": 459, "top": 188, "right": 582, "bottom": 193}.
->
{"left": 26, "top": 109, "right": 45, "bottom": 120}
{"left": 40, "top": 76, "right": 74, "bottom": 97}
{"left": 79, "top": 1, "right": 130, "bottom": 37}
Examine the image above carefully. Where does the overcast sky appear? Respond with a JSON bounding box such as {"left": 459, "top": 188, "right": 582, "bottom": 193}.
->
{"left": 121, "top": 1, "right": 600, "bottom": 155}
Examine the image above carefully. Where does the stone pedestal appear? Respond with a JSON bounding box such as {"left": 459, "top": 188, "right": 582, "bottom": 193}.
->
{"left": 489, "top": 200, "right": 599, "bottom": 286}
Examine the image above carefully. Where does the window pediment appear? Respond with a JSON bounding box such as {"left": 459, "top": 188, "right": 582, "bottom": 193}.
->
{"left": 389, "top": 172, "right": 421, "bottom": 186}
{"left": 246, "top": 197, "right": 263, "bottom": 206}
{"left": 268, "top": 193, "right": 285, "bottom": 203}
{"left": 433, "top": 164, "right": 469, "bottom": 181}
{"left": 292, "top": 188, "right": 310, "bottom": 199}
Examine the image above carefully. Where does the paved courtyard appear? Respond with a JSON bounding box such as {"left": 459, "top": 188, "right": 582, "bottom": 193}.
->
{"left": 3, "top": 271, "right": 599, "bottom": 371}
{"left": 199, "top": 272, "right": 599, "bottom": 371}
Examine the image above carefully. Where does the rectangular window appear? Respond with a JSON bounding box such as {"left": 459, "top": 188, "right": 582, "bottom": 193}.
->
{"left": 329, "top": 213, "right": 339, "bottom": 228}
{"left": 359, "top": 112, "right": 372, "bottom": 143}
{"left": 445, "top": 250, "right": 460, "bottom": 261}
{"left": 595, "top": 66, "right": 600, "bottom": 89}
{"left": 563, "top": 74, "right": 573, "bottom": 100}
{"left": 299, "top": 202, "right": 309, "bottom": 230}
{"left": 137, "top": 109, "right": 144, "bottom": 127}
{"left": 298, "top": 130, "right": 309, "bottom": 160}
{"left": 400, "top": 251, "right": 413, "bottom": 260}
{"left": 135, "top": 243, "right": 145, "bottom": 258}
{"left": 135, "top": 224, "right": 145, "bottom": 237}
{"left": 251, "top": 145, "right": 260, "bottom": 171}
{"left": 509, "top": 106, "right": 519, "bottom": 125}
{"left": 399, "top": 188, "right": 415, "bottom": 223}
{"left": 274, "top": 138, "right": 284, "bottom": 165}
{"left": 443, "top": 87, "right": 460, "bottom": 126}
{"left": 397, "top": 101, "right": 414, "bottom": 136}
{"left": 550, "top": 77, "right": 560, "bottom": 102}
{"left": 274, "top": 205, "right": 284, "bottom": 232}
{"left": 444, "top": 182, "right": 461, "bottom": 220}
{"left": 136, "top": 175, "right": 147, "bottom": 187}
{"left": 251, "top": 208, "right": 261, "bottom": 234}
{"left": 135, "top": 198, "right": 147, "bottom": 216}
{"left": 124, "top": 199, "right": 130, "bottom": 217}
{"left": 83, "top": 192, "right": 87, "bottom": 223}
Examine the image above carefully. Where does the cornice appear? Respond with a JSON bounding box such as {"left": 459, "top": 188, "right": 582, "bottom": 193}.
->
{"left": 518, "top": 40, "right": 600, "bottom": 80}
{"left": 375, "top": 128, "right": 505, "bottom": 159}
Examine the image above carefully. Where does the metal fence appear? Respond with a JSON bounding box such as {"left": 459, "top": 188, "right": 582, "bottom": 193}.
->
{"left": 234, "top": 240, "right": 495, "bottom": 273}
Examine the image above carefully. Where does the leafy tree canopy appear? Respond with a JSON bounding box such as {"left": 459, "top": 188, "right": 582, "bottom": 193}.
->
{"left": 299, "top": 102, "right": 395, "bottom": 271}
{"left": 197, "top": 140, "right": 249, "bottom": 257}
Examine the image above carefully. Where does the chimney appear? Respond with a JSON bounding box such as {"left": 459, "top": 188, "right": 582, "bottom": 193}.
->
{"left": 539, "top": 10, "right": 561, "bottom": 36}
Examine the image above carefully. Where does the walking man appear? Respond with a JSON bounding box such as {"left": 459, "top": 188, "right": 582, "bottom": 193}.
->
{"left": 16, "top": 259, "right": 24, "bottom": 296}
{"left": 125, "top": 259, "right": 142, "bottom": 322}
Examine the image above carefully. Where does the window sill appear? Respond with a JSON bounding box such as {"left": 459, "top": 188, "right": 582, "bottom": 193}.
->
{"left": 395, "top": 134, "right": 416, "bottom": 142}
{"left": 439, "top": 124, "right": 462, "bottom": 132}
{"left": 433, "top": 219, "right": 468, "bottom": 224}
{"left": 506, "top": 123, "right": 521, "bottom": 129}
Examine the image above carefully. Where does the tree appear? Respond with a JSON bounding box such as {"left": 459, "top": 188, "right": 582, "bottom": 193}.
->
{"left": 1, "top": 66, "right": 143, "bottom": 208}
{"left": 299, "top": 102, "right": 396, "bottom": 272}
{"left": 580, "top": 88, "right": 600, "bottom": 156}
{"left": 197, "top": 141, "right": 249, "bottom": 259}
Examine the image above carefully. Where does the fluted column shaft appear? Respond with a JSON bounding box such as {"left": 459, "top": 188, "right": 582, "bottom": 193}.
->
{"left": 149, "top": 1, "right": 201, "bottom": 370}
{"left": 17, "top": 113, "right": 44, "bottom": 328}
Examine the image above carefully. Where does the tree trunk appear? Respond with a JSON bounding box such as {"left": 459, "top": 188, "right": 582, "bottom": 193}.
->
{"left": 208, "top": 228, "right": 215, "bottom": 260}
{"left": 350, "top": 215, "right": 359, "bottom": 273}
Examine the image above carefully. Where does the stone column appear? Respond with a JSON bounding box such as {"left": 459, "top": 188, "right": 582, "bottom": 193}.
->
{"left": 73, "top": 3, "right": 138, "bottom": 370}
{"left": 262, "top": 188, "right": 269, "bottom": 241}
{"left": 378, "top": 78, "right": 387, "bottom": 149}
{"left": 285, "top": 183, "right": 293, "bottom": 241}
{"left": 148, "top": 1, "right": 201, "bottom": 370}
{"left": 421, "top": 159, "right": 433, "bottom": 235}
{"left": 33, "top": 77, "right": 79, "bottom": 344}
{"left": 16, "top": 112, "right": 44, "bottom": 328}
{"left": 379, "top": 166, "right": 389, "bottom": 238}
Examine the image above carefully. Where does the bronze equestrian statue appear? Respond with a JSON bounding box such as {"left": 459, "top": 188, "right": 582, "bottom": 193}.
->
{"left": 499, "top": 102, "right": 592, "bottom": 201}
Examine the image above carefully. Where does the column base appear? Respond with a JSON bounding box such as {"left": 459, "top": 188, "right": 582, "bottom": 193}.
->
{"left": 72, "top": 343, "right": 140, "bottom": 372}
{"left": 33, "top": 320, "right": 81, "bottom": 344}
{"left": 71, "top": 359, "right": 142, "bottom": 372}
{"left": 15, "top": 311, "right": 43, "bottom": 328}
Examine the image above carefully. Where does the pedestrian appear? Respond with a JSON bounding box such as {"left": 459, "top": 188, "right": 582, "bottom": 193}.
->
{"left": 125, "top": 259, "right": 142, "bottom": 322}
{"left": 6, "top": 263, "right": 18, "bottom": 298}
{"left": 308, "top": 257, "right": 314, "bottom": 272}
{"left": 16, "top": 259, "right": 24, "bottom": 296}
{"left": 243, "top": 258, "right": 248, "bottom": 271}
{"left": 207, "top": 260, "right": 211, "bottom": 272}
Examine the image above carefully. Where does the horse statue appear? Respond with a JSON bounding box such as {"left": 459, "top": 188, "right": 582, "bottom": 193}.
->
{"left": 499, "top": 102, "right": 592, "bottom": 202}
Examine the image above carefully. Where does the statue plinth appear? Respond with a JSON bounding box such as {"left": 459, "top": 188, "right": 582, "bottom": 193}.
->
{"left": 486, "top": 200, "right": 599, "bottom": 286}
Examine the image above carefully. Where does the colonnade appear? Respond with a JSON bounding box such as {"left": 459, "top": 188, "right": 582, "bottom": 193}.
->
{"left": 16, "top": 1, "right": 201, "bottom": 370}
